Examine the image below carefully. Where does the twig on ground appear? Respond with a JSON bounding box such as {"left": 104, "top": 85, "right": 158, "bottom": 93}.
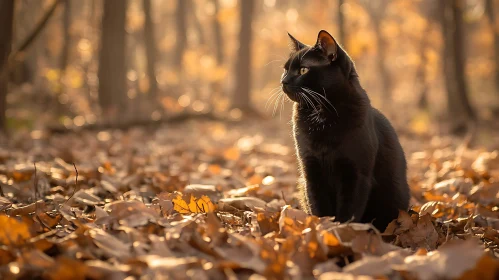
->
{"left": 281, "top": 190, "right": 288, "bottom": 205}
{"left": 33, "top": 163, "right": 38, "bottom": 210}
{"left": 64, "top": 163, "right": 79, "bottom": 205}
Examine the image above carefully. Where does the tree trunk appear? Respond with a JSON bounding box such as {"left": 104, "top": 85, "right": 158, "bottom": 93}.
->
{"left": 60, "top": 0, "right": 71, "bottom": 77}
{"left": 143, "top": 0, "right": 158, "bottom": 100}
{"left": 55, "top": 0, "right": 71, "bottom": 116}
{"left": 213, "top": 0, "right": 224, "bottom": 65}
{"left": 188, "top": 0, "right": 205, "bottom": 45}
{"left": 416, "top": 22, "right": 432, "bottom": 109}
{"left": 485, "top": 0, "right": 499, "bottom": 96}
{"left": 440, "top": 0, "right": 476, "bottom": 133}
{"left": 372, "top": 19, "right": 392, "bottom": 100}
{"left": 0, "top": 0, "right": 15, "bottom": 134}
{"left": 233, "top": 0, "right": 254, "bottom": 111}
{"left": 361, "top": 0, "right": 392, "bottom": 100}
{"left": 338, "top": 0, "right": 346, "bottom": 48}
{"left": 98, "top": 0, "right": 127, "bottom": 120}
{"left": 174, "top": 0, "right": 187, "bottom": 70}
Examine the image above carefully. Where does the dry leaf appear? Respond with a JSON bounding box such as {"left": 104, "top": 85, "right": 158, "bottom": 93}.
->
{"left": 0, "top": 215, "right": 32, "bottom": 246}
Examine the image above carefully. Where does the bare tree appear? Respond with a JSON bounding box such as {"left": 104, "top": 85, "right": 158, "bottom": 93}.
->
{"left": 143, "top": 0, "right": 158, "bottom": 100}
{"left": 414, "top": 22, "right": 431, "bottom": 110}
{"left": 213, "top": 0, "right": 224, "bottom": 65}
{"left": 98, "top": 0, "right": 127, "bottom": 119}
{"left": 174, "top": 0, "right": 187, "bottom": 70}
{"left": 415, "top": 0, "right": 438, "bottom": 110}
{"left": 0, "top": 0, "right": 62, "bottom": 85}
{"left": 0, "top": 0, "right": 14, "bottom": 133}
{"left": 188, "top": 0, "right": 205, "bottom": 45}
{"left": 233, "top": 0, "right": 254, "bottom": 112}
{"left": 485, "top": 0, "right": 499, "bottom": 96}
{"left": 361, "top": 0, "right": 392, "bottom": 100}
{"left": 440, "top": 0, "right": 476, "bottom": 133}
{"left": 338, "top": 0, "right": 346, "bottom": 48}
{"left": 60, "top": 0, "right": 71, "bottom": 75}
{"left": 54, "top": 0, "right": 71, "bottom": 116}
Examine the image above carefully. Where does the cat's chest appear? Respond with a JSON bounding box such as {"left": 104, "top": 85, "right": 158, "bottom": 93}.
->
{"left": 294, "top": 126, "right": 342, "bottom": 158}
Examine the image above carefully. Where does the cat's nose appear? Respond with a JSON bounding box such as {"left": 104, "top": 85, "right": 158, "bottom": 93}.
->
{"left": 281, "top": 75, "right": 291, "bottom": 85}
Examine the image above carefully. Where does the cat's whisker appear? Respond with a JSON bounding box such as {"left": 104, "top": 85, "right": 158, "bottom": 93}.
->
{"left": 301, "top": 88, "right": 322, "bottom": 112}
{"left": 266, "top": 92, "right": 280, "bottom": 109}
{"left": 296, "top": 92, "right": 305, "bottom": 108}
{"left": 302, "top": 87, "right": 340, "bottom": 118}
{"left": 272, "top": 93, "right": 280, "bottom": 117}
{"left": 309, "top": 93, "right": 326, "bottom": 113}
{"left": 308, "top": 90, "right": 329, "bottom": 113}
{"left": 296, "top": 92, "right": 306, "bottom": 108}
{"left": 264, "top": 59, "right": 283, "bottom": 67}
{"left": 301, "top": 91, "right": 317, "bottom": 112}
{"left": 265, "top": 87, "right": 283, "bottom": 110}
{"left": 279, "top": 91, "right": 285, "bottom": 120}
{"left": 322, "top": 87, "right": 340, "bottom": 118}
{"left": 299, "top": 91, "right": 311, "bottom": 109}
{"left": 273, "top": 92, "right": 284, "bottom": 117}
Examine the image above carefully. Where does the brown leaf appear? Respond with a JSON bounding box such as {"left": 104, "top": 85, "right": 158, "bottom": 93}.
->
{"left": 393, "top": 239, "right": 485, "bottom": 280}
{"left": 343, "top": 250, "right": 410, "bottom": 277}
{"left": 433, "top": 178, "right": 473, "bottom": 195}
{"left": 469, "top": 182, "right": 499, "bottom": 206}
{"left": 45, "top": 256, "right": 87, "bottom": 280}
{"left": 313, "top": 259, "right": 341, "bottom": 276}
{"left": 256, "top": 211, "right": 280, "bottom": 235}
{"left": 19, "top": 250, "right": 55, "bottom": 269}
{"left": 318, "top": 272, "right": 375, "bottom": 280}
{"left": 184, "top": 184, "right": 222, "bottom": 202}
{"left": 213, "top": 233, "right": 267, "bottom": 273}
{"left": 0, "top": 196, "right": 12, "bottom": 211}
{"left": 226, "top": 184, "right": 260, "bottom": 197}
{"left": 88, "top": 228, "right": 131, "bottom": 259}
{"left": 457, "top": 254, "right": 499, "bottom": 280}
{"left": 398, "top": 214, "right": 438, "bottom": 250}
{"left": 383, "top": 210, "right": 414, "bottom": 235}
{"left": 0, "top": 215, "right": 32, "bottom": 246}
{"left": 278, "top": 205, "right": 308, "bottom": 234}
{"left": 351, "top": 231, "right": 401, "bottom": 256}
{"left": 218, "top": 197, "right": 269, "bottom": 212}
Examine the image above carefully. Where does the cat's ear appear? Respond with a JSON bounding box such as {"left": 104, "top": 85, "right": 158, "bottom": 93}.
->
{"left": 315, "top": 30, "right": 338, "bottom": 61}
{"left": 288, "top": 32, "right": 306, "bottom": 51}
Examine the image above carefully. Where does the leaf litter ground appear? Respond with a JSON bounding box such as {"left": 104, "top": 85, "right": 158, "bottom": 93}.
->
{"left": 0, "top": 120, "right": 499, "bottom": 279}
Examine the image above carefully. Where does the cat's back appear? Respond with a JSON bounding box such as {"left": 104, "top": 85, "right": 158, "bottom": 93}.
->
{"left": 370, "top": 107, "right": 410, "bottom": 203}
{"left": 371, "top": 107, "right": 405, "bottom": 160}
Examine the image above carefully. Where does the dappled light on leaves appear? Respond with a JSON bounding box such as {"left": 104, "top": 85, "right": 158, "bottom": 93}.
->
{"left": 0, "top": 114, "right": 499, "bottom": 279}
{"left": 171, "top": 193, "right": 217, "bottom": 214}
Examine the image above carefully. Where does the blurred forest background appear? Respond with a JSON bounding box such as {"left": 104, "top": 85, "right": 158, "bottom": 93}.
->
{"left": 0, "top": 0, "right": 499, "bottom": 139}
{"left": 2, "top": 2, "right": 499, "bottom": 278}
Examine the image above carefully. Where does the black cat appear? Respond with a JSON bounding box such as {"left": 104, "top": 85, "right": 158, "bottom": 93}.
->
{"left": 281, "top": 30, "right": 410, "bottom": 231}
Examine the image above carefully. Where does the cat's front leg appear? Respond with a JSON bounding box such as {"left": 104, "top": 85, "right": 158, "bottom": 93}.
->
{"left": 302, "top": 156, "right": 335, "bottom": 216}
{"left": 336, "top": 171, "right": 371, "bottom": 223}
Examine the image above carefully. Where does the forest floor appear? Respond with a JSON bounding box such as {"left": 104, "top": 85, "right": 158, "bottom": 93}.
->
{"left": 1, "top": 118, "right": 499, "bottom": 279}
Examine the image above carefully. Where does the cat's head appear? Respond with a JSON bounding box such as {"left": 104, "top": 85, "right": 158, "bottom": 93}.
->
{"left": 281, "top": 30, "right": 353, "bottom": 105}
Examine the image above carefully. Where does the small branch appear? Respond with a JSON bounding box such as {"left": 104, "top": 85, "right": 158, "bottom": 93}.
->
{"left": 0, "top": 0, "right": 63, "bottom": 85}
{"left": 281, "top": 190, "right": 288, "bottom": 205}
{"left": 33, "top": 163, "right": 39, "bottom": 213}
{"left": 64, "top": 163, "right": 79, "bottom": 205}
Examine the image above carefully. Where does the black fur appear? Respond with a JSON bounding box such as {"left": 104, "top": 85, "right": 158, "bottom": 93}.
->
{"left": 282, "top": 30, "right": 410, "bottom": 231}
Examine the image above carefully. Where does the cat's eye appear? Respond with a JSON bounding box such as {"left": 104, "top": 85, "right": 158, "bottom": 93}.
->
{"left": 300, "top": 67, "right": 309, "bottom": 75}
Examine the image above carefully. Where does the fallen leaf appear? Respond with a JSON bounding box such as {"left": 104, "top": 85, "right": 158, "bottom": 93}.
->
{"left": 393, "top": 238, "right": 485, "bottom": 280}
{"left": 398, "top": 214, "right": 438, "bottom": 250}
{"left": 0, "top": 215, "right": 32, "bottom": 246}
